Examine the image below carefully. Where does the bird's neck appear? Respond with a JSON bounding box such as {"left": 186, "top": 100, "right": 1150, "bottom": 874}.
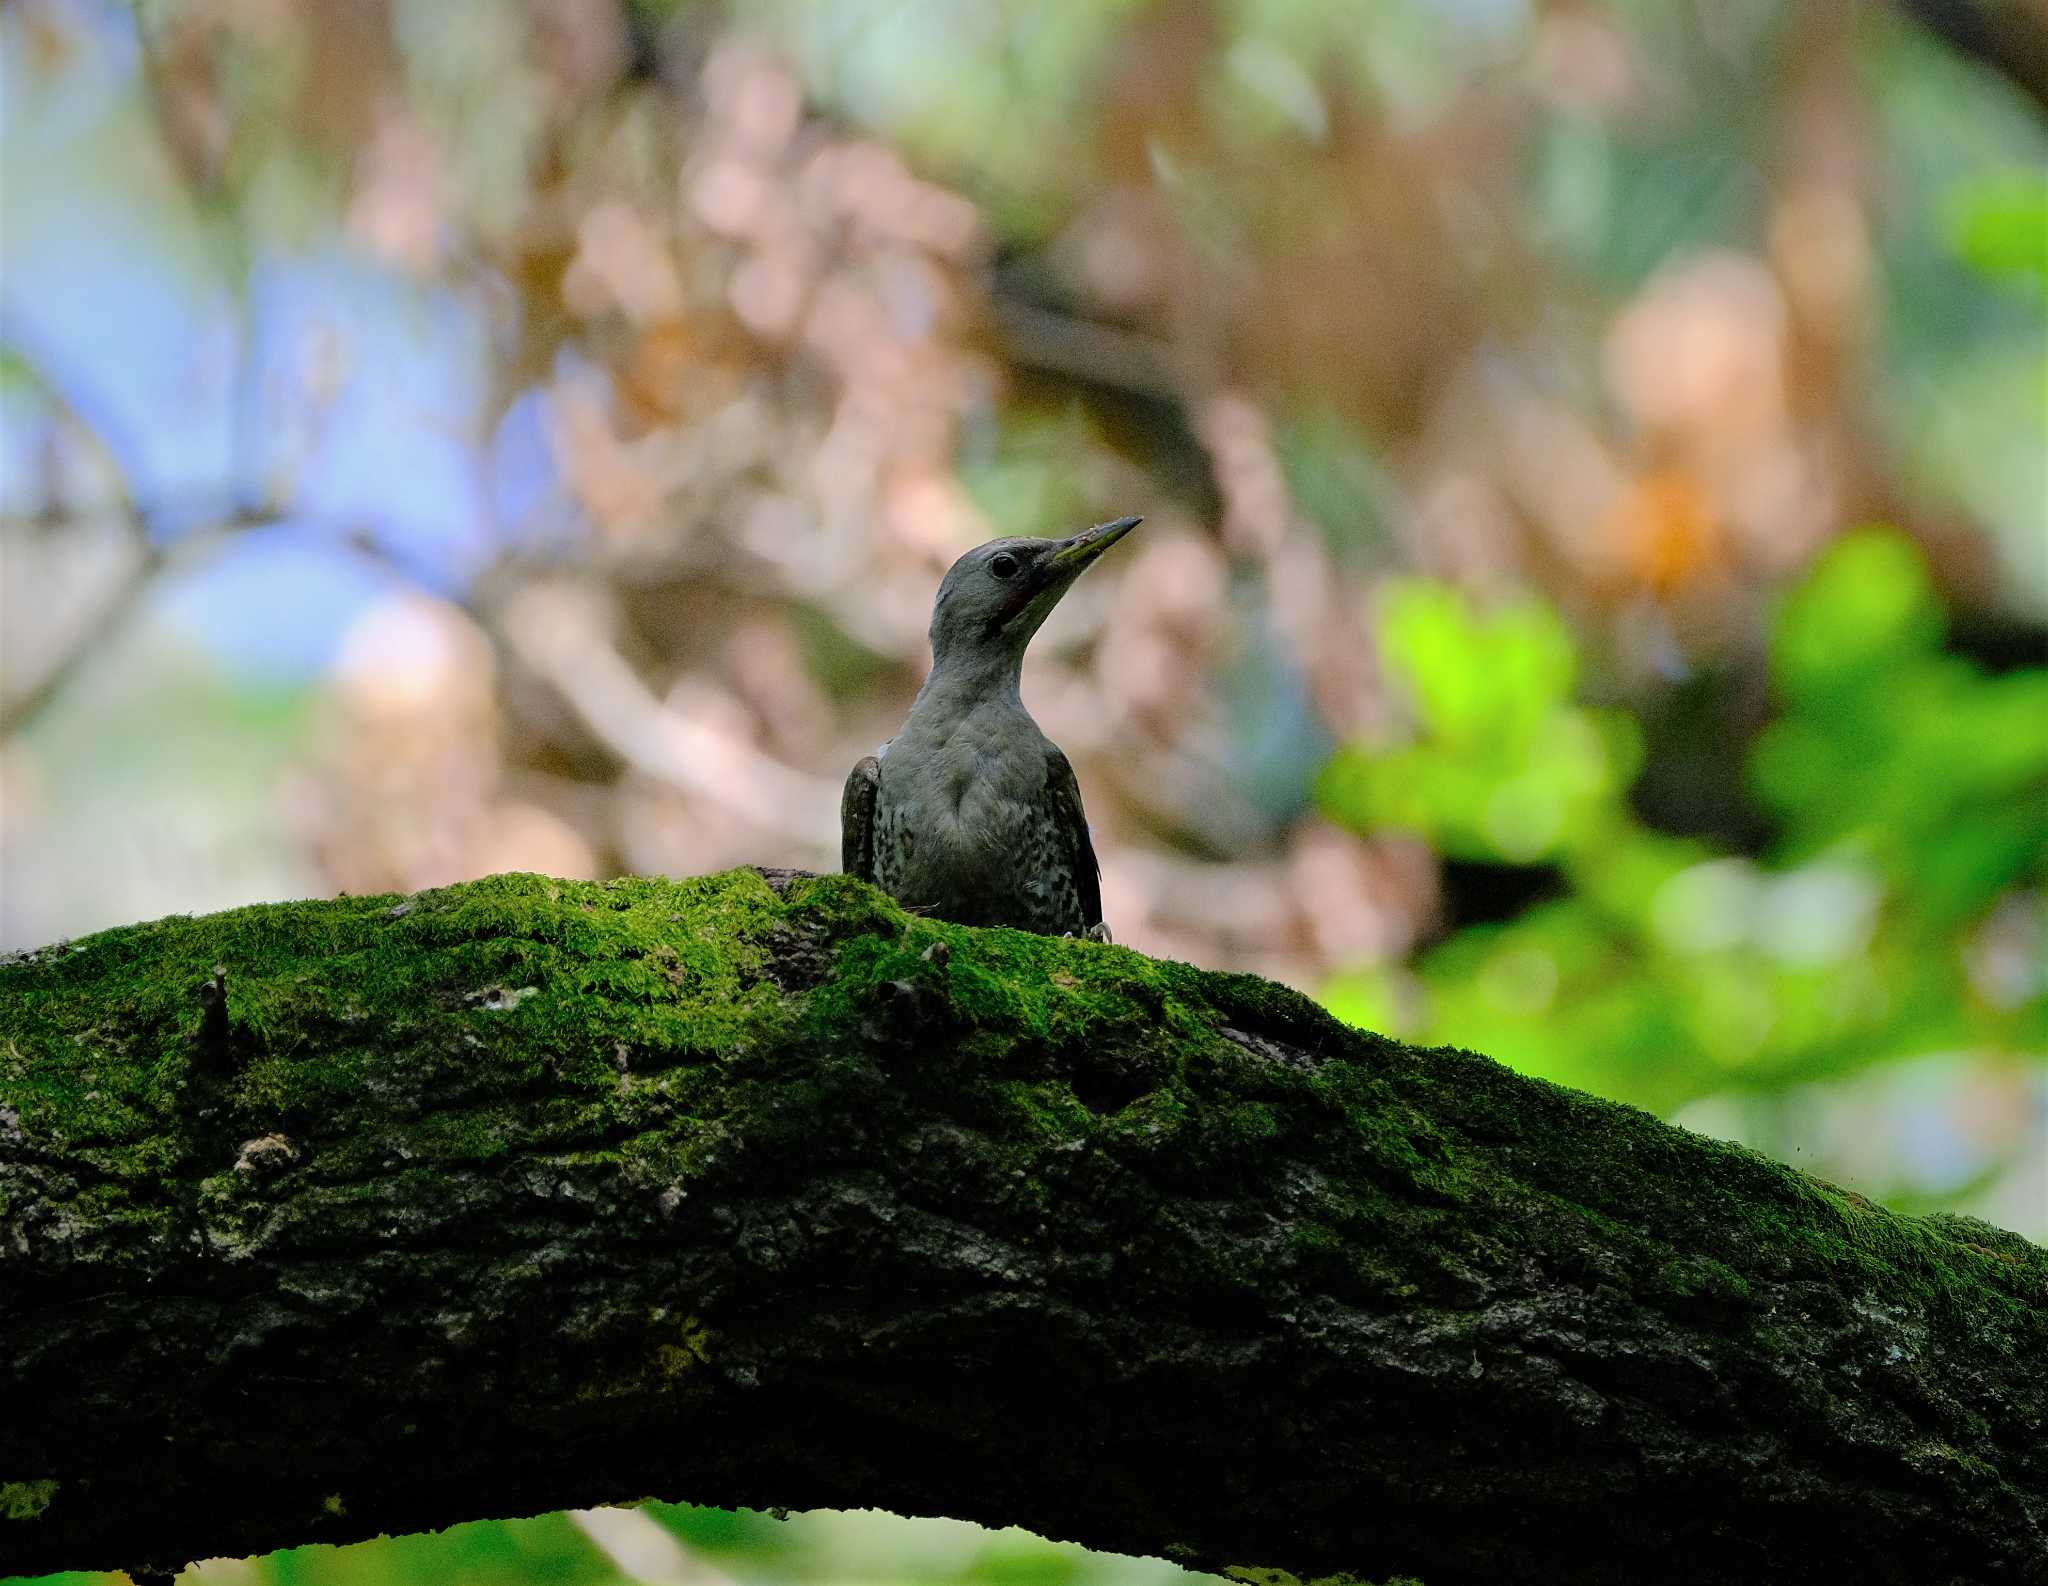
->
{"left": 907, "top": 648, "right": 1028, "bottom": 732}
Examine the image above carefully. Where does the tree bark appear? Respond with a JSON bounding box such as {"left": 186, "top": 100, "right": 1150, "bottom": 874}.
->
{"left": 1, "top": 868, "right": 2042, "bottom": 1585}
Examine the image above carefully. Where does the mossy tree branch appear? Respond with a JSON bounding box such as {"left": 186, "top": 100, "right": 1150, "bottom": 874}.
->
{"left": 1, "top": 869, "right": 2042, "bottom": 1585}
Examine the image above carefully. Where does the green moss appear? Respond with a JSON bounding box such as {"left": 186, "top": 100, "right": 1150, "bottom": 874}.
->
{"left": 0, "top": 1480, "right": 58, "bottom": 1521}
{"left": 0, "top": 870, "right": 823, "bottom": 1271}
{"left": 653, "top": 1314, "right": 714, "bottom": 1381}
{"left": 994, "top": 1079, "right": 1096, "bottom": 1143}
{"left": 3, "top": 865, "right": 2040, "bottom": 1389}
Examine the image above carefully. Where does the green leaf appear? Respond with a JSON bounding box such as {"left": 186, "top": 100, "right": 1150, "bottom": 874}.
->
{"left": 1771, "top": 529, "right": 1943, "bottom": 700}
{"left": 1945, "top": 168, "right": 2048, "bottom": 293}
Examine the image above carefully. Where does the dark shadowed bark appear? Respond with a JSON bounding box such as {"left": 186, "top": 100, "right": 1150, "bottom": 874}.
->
{"left": 1, "top": 868, "right": 2042, "bottom": 1585}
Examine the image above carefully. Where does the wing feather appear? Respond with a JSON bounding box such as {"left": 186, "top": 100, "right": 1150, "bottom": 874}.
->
{"left": 1044, "top": 746, "right": 1102, "bottom": 935}
{"left": 841, "top": 756, "right": 881, "bottom": 881}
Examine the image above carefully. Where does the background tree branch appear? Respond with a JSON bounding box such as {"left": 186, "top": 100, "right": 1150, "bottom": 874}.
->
{"left": 2, "top": 869, "right": 2042, "bottom": 1585}
{"left": 1894, "top": 0, "right": 2048, "bottom": 117}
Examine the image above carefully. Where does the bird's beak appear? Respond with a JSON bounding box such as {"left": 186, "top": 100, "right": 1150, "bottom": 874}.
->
{"left": 1047, "top": 515, "right": 1142, "bottom": 575}
{"left": 984, "top": 515, "right": 1142, "bottom": 641}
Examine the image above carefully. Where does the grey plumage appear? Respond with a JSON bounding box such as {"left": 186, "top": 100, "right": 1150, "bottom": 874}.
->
{"left": 841, "top": 516, "right": 1139, "bottom": 936}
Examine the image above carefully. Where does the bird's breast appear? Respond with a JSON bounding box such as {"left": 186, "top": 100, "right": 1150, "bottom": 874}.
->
{"left": 872, "top": 712, "right": 1050, "bottom": 918}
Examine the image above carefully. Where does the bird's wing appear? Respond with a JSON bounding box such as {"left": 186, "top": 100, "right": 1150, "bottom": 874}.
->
{"left": 841, "top": 755, "right": 882, "bottom": 881}
{"left": 1044, "top": 746, "right": 1103, "bottom": 936}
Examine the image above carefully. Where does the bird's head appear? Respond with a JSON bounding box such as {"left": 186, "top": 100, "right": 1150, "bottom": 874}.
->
{"left": 927, "top": 515, "right": 1141, "bottom": 670}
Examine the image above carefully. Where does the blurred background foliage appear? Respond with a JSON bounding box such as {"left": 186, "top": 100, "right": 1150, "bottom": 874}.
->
{"left": 23, "top": 1502, "right": 1223, "bottom": 1586}
{"left": 1, "top": 0, "right": 2042, "bottom": 1581}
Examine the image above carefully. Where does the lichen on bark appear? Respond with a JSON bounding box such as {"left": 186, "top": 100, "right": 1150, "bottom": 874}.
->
{"left": 2, "top": 867, "right": 2043, "bottom": 1585}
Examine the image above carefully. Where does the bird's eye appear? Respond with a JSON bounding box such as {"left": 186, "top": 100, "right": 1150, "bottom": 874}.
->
{"left": 989, "top": 552, "right": 1020, "bottom": 580}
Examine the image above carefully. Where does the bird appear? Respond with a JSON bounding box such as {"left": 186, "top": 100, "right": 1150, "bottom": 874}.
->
{"left": 841, "top": 515, "right": 1141, "bottom": 938}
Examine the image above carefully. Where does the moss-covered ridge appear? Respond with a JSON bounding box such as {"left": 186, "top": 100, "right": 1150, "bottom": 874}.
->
{"left": 4, "top": 866, "right": 2035, "bottom": 1315}
{"left": 1, "top": 868, "right": 1308, "bottom": 1238}
{"left": 2, "top": 867, "right": 2042, "bottom": 1585}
